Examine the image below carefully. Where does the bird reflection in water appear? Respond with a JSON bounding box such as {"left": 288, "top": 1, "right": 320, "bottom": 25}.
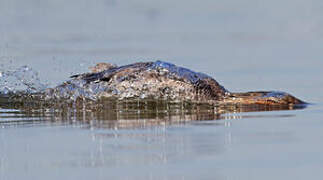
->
{"left": 0, "top": 96, "right": 306, "bottom": 129}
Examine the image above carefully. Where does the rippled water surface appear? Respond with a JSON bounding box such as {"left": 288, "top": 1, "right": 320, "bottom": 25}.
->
{"left": 1, "top": 0, "right": 323, "bottom": 179}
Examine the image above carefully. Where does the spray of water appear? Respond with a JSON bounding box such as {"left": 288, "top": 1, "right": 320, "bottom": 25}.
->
{"left": 0, "top": 65, "right": 48, "bottom": 95}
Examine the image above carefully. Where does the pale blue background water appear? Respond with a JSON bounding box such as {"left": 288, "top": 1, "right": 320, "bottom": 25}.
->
{"left": 0, "top": 0, "right": 323, "bottom": 179}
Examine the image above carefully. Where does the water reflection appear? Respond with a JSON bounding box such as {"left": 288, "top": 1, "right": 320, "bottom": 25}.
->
{"left": 0, "top": 96, "right": 305, "bottom": 129}
{"left": 0, "top": 96, "right": 309, "bottom": 180}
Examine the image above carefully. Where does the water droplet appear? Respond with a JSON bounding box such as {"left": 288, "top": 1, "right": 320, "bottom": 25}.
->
{"left": 140, "top": 94, "right": 146, "bottom": 99}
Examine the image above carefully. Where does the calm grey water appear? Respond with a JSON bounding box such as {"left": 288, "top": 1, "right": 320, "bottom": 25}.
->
{"left": 1, "top": 0, "right": 323, "bottom": 179}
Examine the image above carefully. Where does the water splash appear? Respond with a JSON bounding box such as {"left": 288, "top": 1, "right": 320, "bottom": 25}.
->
{"left": 0, "top": 65, "right": 48, "bottom": 95}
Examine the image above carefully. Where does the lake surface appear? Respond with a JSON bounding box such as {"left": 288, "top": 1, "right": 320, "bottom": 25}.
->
{"left": 1, "top": 0, "right": 323, "bottom": 179}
